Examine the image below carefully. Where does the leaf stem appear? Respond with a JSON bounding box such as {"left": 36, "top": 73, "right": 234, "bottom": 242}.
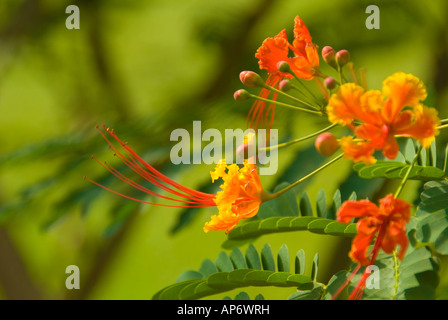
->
{"left": 392, "top": 249, "right": 400, "bottom": 298}
{"left": 394, "top": 145, "right": 422, "bottom": 199}
{"left": 261, "top": 123, "right": 338, "bottom": 151}
{"left": 264, "top": 153, "right": 343, "bottom": 200}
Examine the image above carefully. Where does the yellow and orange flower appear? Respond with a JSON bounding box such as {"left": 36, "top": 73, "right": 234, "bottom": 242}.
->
{"left": 337, "top": 194, "right": 411, "bottom": 266}
{"left": 327, "top": 72, "right": 440, "bottom": 165}
{"left": 204, "top": 161, "right": 264, "bottom": 234}
{"left": 248, "top": 16, "right": 319, "bottom": 130}
{"left": 88, "top": 126, "right": 266, "bottom": 234}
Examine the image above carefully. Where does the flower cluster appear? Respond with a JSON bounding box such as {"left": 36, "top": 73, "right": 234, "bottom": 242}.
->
{"left": 88, "top": 15, "right": 445, "bottom": 300}
{"left": 327, "top": 72, "right": 440, "bottom": 165}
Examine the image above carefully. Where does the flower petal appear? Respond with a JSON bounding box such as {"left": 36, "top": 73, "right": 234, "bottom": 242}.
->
{"left": 393, "top": 104, "right": 440, "bottom": 148}
{"left": 381, "top": 72, "right": 427, "bottom": 122}
{"left": 337, "top": 199, "right": 381, "bottom": 224}
{"left": 255, "top": 29, "right": 290, "bottom": 75}
{"left": 339, "top": 136, "right": 377, "bottom": 165}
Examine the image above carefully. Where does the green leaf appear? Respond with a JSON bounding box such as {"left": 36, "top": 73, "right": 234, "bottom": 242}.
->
{"left": 230, "top": 248, "right": 248, "bottom": 269}
{"left": 154, "top": 244, "right": 322, "bottom": 300}
{"left": 354, "top": 160, "right": 445, "bottom": 181}
{"left": 224, "top": 216, "right": 357, "bottom": 244}
{"left": 348, "top": 246, "right": 439, "bottom": 300}
{"left": 257, "top": 182, "right": 299, "bottom": 219}
{"left": 405, "top": 139, "right": 416, "bottom": 163}
{"left": 328, "top": 189, "right": 341, "bottom": 220}
{"left": 288, "top": 283, "right": 324, "bottom": 300}
{"left": 316, "top": 189, "right": 327, "bottom": 218}
{"left": 245, "top": 244, "right": 261, "bottom": 270}
{"left": 311, "top": 253, "right": 319, "bottom": 282}
{"left": 234, "top": 292, "right": 250, "bottom": 300}
{"left": 418, "top": 180, "right": 448, "bottom": 213}
{"left": 199, "top": 259, "right": 219, "bottom": 277}
{"left": 415, "top": 209, "right": 448, "bottom": 255}
{"left": 261, "top": 244, "right": 275, "bottom": 271}
{"left": 176, "top": 270, "right": 204, "bottom": 282}
{"left": 277, "top": 244, "right": 290, "bottom": 273}
{"left": 295, "top": 249, "right": 306, "bottom": 275}
{"left": 215, "top": 252, "right": 234, "bottom": 272}
{"left": 299, "top": 192, "right": 313, "bottom": 216}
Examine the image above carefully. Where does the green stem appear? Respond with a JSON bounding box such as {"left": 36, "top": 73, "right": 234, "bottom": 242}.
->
{"left": 392, "top": 249, "right": 400, "bottom": 298}
{"left": 337, "top": 66, "right": 343, "bottom": 85}
{"left": 264, "top": 153, "right": 343, "bottom": 200}
{"left": 247, "top": 93, "right": 323, "bottom": 116}
{"left": 437, "top": 124, "right": 448, "bottom": 130}
{"left": 260, "top": 82, "right": 320, "bottom": 111}
{"left": 394, "top": 145, "right": 422, "bottom": 199}
{"left": 261, "top": 123, "right": 338, "bottom": 151}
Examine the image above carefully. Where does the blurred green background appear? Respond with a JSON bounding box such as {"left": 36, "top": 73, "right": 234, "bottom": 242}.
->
{"left": 1, "top": 0, "right": 448, "bottom": 300}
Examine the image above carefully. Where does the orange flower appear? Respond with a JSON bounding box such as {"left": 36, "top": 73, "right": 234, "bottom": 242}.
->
{"left": 337, "top": 194, "right": 411, "bottom": 266}
{"left": 204, "top": 161, "right": 264, "bottom": 234}
{"left": 327, "top": 72, "right": 440, "bottom": 165}
{"left": 255, "top": 16, "right": 319, "bottom": 80}
{"left": 248, "top": 16, "right": 319, "bottom": 130}
{"left": 88, "top": 126, "right": 266, "bottom": 234}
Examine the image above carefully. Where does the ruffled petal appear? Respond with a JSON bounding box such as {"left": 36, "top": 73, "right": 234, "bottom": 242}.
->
{"left": 339, "top": 136, "right": 377, "bottom": 165}
{"left": 393, "top": 104, "right": 440, "bottom": 148}
{"left": 255, "top": 29, "right": 290, "bottom": 75}
{"left": 337, "top": 199, "right": 381, "bottom": 224}
{"left": 381, "top": 72, "right": 427, "bottom": 122}
{"left": 327, "top": 83, "right": 366, "bottom": 126}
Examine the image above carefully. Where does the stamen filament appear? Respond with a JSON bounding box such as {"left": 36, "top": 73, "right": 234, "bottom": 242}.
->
{"left": 247, "top": 92, "right": 323, "bottom": 116}
{"left": 260, "top": 81, "right": 320, "bottom": 111}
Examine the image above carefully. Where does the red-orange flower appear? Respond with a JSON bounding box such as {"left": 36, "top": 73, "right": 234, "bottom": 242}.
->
{"left": 204, "top": 161, "right": 264, "bottom": 233}
{"left": 88, "top": 126, "right": 266, "bottom": 233}
{"left": 327, "top": 72, "right": 440, "bottom": 165}
{"left": 337, "top": 194, "right": 411, "bottom": 266}
{"left": 248, "top": 16, "right": 319, "bottom": 130}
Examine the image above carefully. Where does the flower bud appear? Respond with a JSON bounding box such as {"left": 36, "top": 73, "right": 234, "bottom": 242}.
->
{"left": 315, "top": 132, "right": 339, "bottom": 157}
{"left": 277, "top": 61, "right": 292, "bottom": 73}
{"left": 233, "top": 89, "right": 251, "bottom": 102}
{"left": 278, "top": 79, "right": 291, "bottom": 92}
{"left": 335, "top": 50, "right": 350, "bottom": 68}
{"left": 322, "top": 46, "right": 337, "bottom": 69}
{"left": 324, "top": 77, "right": 337, "bottom": 90}
{"left": 239, "top": 71, "right": 264, "bottom": 87}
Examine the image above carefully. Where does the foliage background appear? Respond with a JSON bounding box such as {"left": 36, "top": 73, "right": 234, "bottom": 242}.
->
{"left": 0, "top": 0, "right": 447, "bottom": 299}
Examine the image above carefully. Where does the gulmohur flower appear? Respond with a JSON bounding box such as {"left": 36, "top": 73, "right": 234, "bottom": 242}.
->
{"left": 333, "top": 194, "right": 411, "bottom": 299}
{"left": 88, "top": 125, "right": 267, "bottom": 234}
{"left": 337, "top": 194, "right": 411, "bottom": 266}
{"left": 248, "top": 16, "right": 320, "bottom": 130}
{"left": 327, "top": 72, "right": 440, "bottom": 165}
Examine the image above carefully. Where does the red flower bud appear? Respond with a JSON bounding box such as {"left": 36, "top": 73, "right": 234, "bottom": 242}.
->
{"left": 239, "top": 71, "right": 264, "bottom": 87}
{"left": 324, "top": 77, "right": 337, "bottom": 90}
{"left": 315, "top": 132, "right": 339, "bottom": 157}
{"left": 335, "top": 50, "right": 350, "bottom": 68}
{"left": 233, "top": 89, "right": 251, "bottom": 102}
{"left": 277, "top": 61, "right": 292, "bottom": 73}
{"left": 322, "top": 46, "right": 337, "bottom": 69}
{"left": 279, "top": 79, "right": 291, "bottom": 92}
